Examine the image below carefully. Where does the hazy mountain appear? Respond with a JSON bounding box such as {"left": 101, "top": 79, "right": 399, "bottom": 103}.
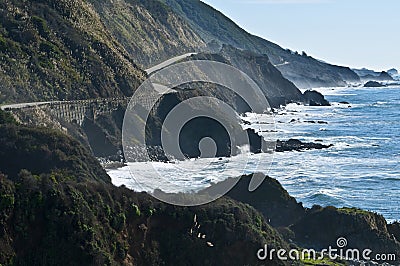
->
{"left": 387, "top": 68, "right": 399, "bottom": 80}
{"left": 353, "top": 68, "right": 394, "bottom": 82}
{"left": 162, "top": 0, "right": 360, "bottom": 88}
{"left": 387, "top": 68, "right": 398, "bottom": 76}
{"left": 352, "top": 68, "right": 381, "bottom": 77}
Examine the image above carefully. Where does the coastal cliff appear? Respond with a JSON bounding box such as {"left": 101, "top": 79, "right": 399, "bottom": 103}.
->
{"left": 1, "top": 110, "right": 399, "bottom": 265}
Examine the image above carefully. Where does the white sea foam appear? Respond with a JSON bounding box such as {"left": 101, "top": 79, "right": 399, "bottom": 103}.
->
{"left": 109, "top": 86, "right": 400, "bottom": 221}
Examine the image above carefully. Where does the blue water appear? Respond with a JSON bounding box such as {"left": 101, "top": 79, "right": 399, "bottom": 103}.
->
{"left": 109, "top": 86, "right": 400, "bottom": 222}
{"left": 265, "top": 86, "right": 400, "bottom": 222}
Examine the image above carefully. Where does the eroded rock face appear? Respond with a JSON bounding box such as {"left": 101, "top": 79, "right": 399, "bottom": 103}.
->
{"left": 218, "top": 45, "right": 304, "bottom": 108}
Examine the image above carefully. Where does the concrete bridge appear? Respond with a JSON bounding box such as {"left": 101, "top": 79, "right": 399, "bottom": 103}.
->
{"left": 1, "top": 94, "right": 162, "bottom": 126}
{"left": 48, "top": 97, "right": 131, "bottom": 125}
{"left": 0, "top": 53, "right": 195, "bottom": 126}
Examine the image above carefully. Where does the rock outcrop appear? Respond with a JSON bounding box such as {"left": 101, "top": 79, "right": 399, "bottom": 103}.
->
{"left": 275, "top": 139, "right": 333, "bottom": 152}
{"left": 364, "top": 81, "right": 385, "bottom": 87}
{"left": 303, "top": 90, "right": 331, "bottom": 106}
{"left": 225, "top": 175, "right": 306, "bottom": 227}
{"left": 0, "top": 112, "right": 110, "bottom": 183}
{"left": 218, "top": 45, "right": 304, "bottom": 108}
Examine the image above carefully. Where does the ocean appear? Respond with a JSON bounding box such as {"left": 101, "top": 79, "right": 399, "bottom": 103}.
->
{"left": 108, "top": 85, "right": 400, "bottom": 222}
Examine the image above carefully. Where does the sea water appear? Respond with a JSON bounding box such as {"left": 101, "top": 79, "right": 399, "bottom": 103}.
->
{"left": 108, "top": 86, "right": 400, "bottom": 222}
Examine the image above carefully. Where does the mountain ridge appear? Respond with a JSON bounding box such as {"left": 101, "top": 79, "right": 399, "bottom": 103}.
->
{"left": 162, "top": 0, "right": 361, "bottom": 88}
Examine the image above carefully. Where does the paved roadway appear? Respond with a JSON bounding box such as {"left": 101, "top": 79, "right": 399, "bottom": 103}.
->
{"left": 0, "top": 53, "right": 198, "bottom": 110}
{"left": 145, "top": 53, "right": 196, "bottom": 74}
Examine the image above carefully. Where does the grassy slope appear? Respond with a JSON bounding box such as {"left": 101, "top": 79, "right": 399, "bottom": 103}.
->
{"left": 0, "top": 0, "right": 147, "bottom": 104}
{"left": 89, "top": 0, "right": 205, "bottom": 69}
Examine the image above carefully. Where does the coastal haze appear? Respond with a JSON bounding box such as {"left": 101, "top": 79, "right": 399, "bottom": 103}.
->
{"left": 201, "top": 0, "right": 400, "bottom": 72}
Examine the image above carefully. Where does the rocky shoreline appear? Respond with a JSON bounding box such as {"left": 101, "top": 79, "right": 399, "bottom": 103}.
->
{"left": 1, "top": 109, "right": 399, "bottom": 265}
{"left": 275, "top": 139, "right": 333, "bottom": 152}
{"left": 203, "top": 175, "right": 400, "bottom": 265}
{"left": 120, "top": 137, "right": 333, "bottom": 163}
{"left": 152, "top": 173, "right": 400, "bottom": 265}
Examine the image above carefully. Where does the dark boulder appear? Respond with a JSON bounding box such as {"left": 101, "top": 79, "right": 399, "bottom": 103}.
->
{"left": 303, "top": 90, "right": 330, "bottom": 106}
{"left": 275, "top": 139, "right": 333, "bottom": 152}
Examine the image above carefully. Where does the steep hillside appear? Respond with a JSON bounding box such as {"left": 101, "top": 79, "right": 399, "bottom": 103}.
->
{"left": 0, "top": 0, "right": 206, "bottom": 104}
{"left": 0, "top": 110, "right": 110, "bottom": 183}
{"left": 88, "top": 0, "right": 205, "bottom": 68}
{"left": 218, "top": 45, "right": 303, "bottom": 107}
{"left": 0, "top": 0, "right": 148, "bottom": 104}
{"left": 0, "top": 0, "right": 322, "bottom": 107}
{"left": 163, "top": 0, "right": 360, "bottom": 88}
{"left": 0, "top": 110, "right": 292, "bottom": 266}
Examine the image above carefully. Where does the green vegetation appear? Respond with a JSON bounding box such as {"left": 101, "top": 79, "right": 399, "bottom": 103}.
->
{"left": 87, "top": 0, "right": 204, "bottom": 69}
{"left": 0, "top": 0, "right": 144, "bottom": 104}
{"left": 338, "top": 207, "right": 372, "bottom": 215}
{"left": 0, "top": 111, "right": 110, "bottom": 182}
{"left": 301, "top": 255, "right": 347, "bottom": 266}
{"left": 0, "top": 118, "right": 292, "bottom": 265}
{"left": 0, "top": 110, "right": 17, "bottom": 125}
{"left": 31, "top": 16, "right": 50, "bottom": 37}
{"left": 0, "top": 0, "right": 208, "bottom": 104}
{"left": 0, "top": 171, "right": 293, "bottom": 265}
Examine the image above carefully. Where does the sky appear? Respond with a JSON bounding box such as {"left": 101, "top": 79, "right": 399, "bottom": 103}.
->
{"left": 201, "top": 0, "right": 400, "bottom": 71}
